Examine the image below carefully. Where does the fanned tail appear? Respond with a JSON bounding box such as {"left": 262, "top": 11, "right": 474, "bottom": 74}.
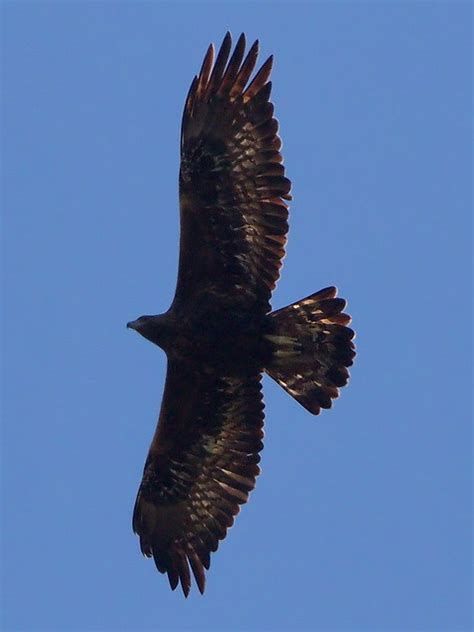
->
{"left": 265, "top": 287, "right": 355, "bottom": 414}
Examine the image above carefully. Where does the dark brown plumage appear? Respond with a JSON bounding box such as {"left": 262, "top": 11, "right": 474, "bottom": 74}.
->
{"left": 128, "top": 32, "right": 355, "bottom": 597}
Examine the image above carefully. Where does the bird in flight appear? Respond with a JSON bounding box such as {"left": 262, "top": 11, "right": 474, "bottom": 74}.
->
{"left": 128, "top": 32, "right": 355, "bottom": 597}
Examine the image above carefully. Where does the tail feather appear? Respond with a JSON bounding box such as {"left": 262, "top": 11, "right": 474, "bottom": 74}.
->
{"left": 265, "top": 286, "right": 355, "bottom": 415}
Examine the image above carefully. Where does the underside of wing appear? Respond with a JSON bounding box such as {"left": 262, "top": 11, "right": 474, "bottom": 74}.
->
{"left": 174, "top": 32, "right": 291, "bottom": 316}
{"left": 132, "top": 361, "right": 264, "bottom": 596}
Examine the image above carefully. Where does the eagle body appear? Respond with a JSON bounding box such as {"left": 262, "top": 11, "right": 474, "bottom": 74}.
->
{"left": 128, "top": 33, "right": 355, "bottom": 596}
{"left": 128, "top": 309, "right": 272, "bottom": 373}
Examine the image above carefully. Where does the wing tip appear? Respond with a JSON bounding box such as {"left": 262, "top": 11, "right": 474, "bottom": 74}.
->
{"left": 186, "top": 32, "right": 284, "bottom": 116}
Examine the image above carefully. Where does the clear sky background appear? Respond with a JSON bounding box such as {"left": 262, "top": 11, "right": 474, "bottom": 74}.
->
{"left": 2, "top": 2, "right": 472, "bottom": 631}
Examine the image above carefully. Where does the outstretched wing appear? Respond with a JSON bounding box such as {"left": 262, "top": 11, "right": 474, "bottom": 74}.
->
{"left": 173, "top": 32, "right": 291, "bottom": 317}
{"left": 132, "top": 361, "right": 264, "bottom": 596}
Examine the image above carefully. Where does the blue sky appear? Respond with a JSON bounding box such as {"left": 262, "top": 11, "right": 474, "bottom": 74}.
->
{"left": 2, "top": 2, "right": 472, "bottom": 630}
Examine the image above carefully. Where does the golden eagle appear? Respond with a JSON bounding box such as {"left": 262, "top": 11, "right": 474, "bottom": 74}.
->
{"left": 128, "top": 32, "right": 355, "bottom": 596}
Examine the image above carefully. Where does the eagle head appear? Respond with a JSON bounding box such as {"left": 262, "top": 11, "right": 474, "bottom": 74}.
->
{"left": 127, "top": 313, "right": 173, "bottom": 349}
